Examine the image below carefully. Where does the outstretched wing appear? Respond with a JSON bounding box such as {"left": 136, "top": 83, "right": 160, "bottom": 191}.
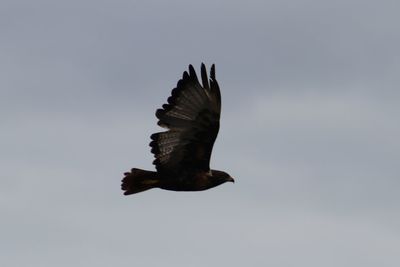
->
{"left": 150, "top": 63, "right": 221, "bottom": 175}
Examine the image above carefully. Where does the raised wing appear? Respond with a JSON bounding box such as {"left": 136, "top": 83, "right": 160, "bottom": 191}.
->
{"left": 150, "top": 63, "right": 221, "bottom": 175}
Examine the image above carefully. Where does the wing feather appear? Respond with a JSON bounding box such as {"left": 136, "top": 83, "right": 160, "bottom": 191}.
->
{"left": 150, "top": 64, "right": 221, "bottom": 174}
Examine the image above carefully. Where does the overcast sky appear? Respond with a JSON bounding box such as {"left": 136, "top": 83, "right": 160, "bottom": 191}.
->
{"left": 1, "top": 0, "right": 399, "bottom": 266}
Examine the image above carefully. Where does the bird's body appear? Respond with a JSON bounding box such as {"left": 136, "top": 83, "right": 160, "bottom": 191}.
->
{"left": 121, "top": 64, "right": 234, "bottom": 195}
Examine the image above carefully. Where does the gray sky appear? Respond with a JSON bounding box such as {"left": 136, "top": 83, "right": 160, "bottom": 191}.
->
{"left": 1, "top": 0, "right": 399, "bottom": 266}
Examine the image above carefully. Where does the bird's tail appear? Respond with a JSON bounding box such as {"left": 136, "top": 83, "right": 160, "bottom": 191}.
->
{"left": 121, "top": 168, "right": 159, "bottom": 195}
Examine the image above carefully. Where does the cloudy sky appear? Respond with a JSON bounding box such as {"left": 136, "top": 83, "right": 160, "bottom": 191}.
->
{"left": 1, "top": 0, "right": 399, "bottom": 266}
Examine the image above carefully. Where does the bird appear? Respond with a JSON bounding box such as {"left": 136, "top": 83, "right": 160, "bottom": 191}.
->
{"left": 121, "top": 63, "right": 234, "bottom": 195}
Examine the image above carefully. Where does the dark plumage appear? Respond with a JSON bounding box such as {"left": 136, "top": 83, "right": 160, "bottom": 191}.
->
{"left": 121, "top": 63, "right": 234, "bottom": 195}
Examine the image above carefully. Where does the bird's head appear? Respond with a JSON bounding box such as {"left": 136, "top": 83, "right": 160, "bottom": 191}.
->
{"left": 211, "top": 170, "right": 235, "bottom": 184}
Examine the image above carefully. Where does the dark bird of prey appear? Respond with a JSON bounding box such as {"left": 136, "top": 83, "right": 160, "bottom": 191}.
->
{"left": 121, "top": 63, "right": 234, "bottom": 195}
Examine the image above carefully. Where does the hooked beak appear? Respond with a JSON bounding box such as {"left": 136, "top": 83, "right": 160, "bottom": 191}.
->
{"left": 228, "top": 177, "right": 235, "bottom": 183}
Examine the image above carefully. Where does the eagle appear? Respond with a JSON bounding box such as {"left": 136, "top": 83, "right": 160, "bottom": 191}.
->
{"left": 121, "top": 63, "right": 234, "bottom": 195}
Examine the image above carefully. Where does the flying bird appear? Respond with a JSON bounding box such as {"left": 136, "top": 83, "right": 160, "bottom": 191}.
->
{"left": 121, "top": 63, "right": 234, "bottom": 195}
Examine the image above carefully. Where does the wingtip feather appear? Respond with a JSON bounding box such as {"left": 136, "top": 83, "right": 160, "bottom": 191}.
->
{"left": 210, "top": 64, "right": 216, "bottom": 80}
{"left": 201, "top": 63, "right": 209, "bottom": 89}
{"left": 188, "top": 64, "right": 199, "bottom": 83}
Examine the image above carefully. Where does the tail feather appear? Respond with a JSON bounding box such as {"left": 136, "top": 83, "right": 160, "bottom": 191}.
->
{"left": 121, "top": 168, "right": 159, "bottom": 195}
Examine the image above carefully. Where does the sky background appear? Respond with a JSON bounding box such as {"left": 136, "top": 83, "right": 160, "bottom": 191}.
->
{"left": 1, "top": 0, "right": 399, "bottom": 266}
